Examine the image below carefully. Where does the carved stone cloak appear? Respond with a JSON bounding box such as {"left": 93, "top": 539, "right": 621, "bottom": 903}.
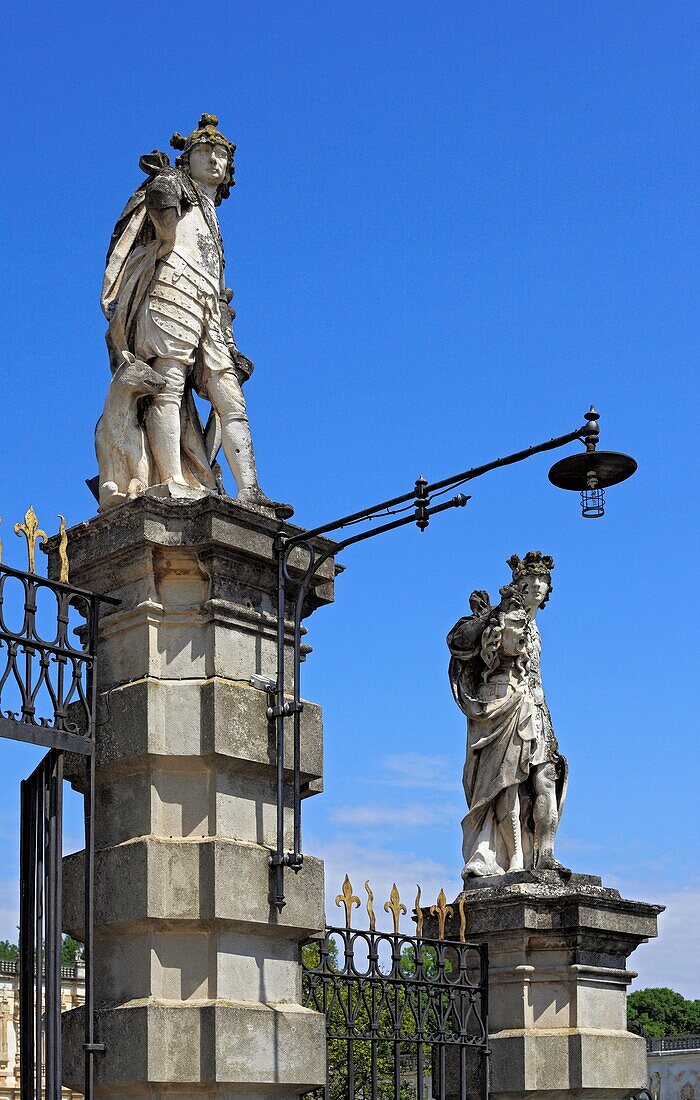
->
{"left": 100, "top": 153, "right": 218, "bottom": 492}
{"left": 448, "top": 607, "right": 567, "bottom": 876}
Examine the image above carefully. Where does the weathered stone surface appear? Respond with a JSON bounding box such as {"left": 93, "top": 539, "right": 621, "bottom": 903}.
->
{"left": 46, "top": 496, "right": 336, "bottom": 695}
{"left": 95, "top": 116, "right": 291, "bottom": 516}
{"left": 448, "top": 551, "right": 566, "bottom": 880}
{"left": 51, "top": 496, "right": 336, "bottom": 1096}
{"left": 62, "top": 1001, "right": 326, "bottom": 1093}
{"left": 424, "top": 876, "right": 662, "bottom": 1099}
{"left": 63, "top": 841, "right": 325, "bottom": 942}
{"left": 45, "top": 494, "right": 337, "bottom": 626}
{"left": 87, "top": 676, "right": 323, "bottom": 777}
{"left": 462, "top": 868, "right": 603, "bottom": 892}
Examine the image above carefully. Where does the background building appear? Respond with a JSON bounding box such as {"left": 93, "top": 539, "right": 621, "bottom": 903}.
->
{"left": 648, "top": 1037, "right": 700, "bottom": 1100}
{"left": 0, "top": 959, "right": 84, "bottom": 1100}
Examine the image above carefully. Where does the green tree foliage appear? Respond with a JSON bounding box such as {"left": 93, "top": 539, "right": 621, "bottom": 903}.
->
{"left": 302, "top": 938, "right": 470, "bottom": 1099}
{"left": 61, "top": 936, "right": 83, "bottom": 965}
{"left": 0, "top": 936, "right": 83, "bottom": 965}
{"left": 628, "top": 988, "right": 700, "bottom": 1038}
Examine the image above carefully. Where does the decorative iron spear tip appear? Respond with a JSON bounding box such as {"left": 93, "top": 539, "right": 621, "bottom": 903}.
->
{"left": 364, "top": 881, "right": 376, "bottom": 932}
{"left": 430, "top": 888, "right": 454, "bottom": 941}
{"left": 384, "top": 883, "right": 407, "bottom": 935}
{"left": 458, "top": 892, "right": 467, "bottom": 944}
{"left": 413, "top": 885, "right": 424, "bottom": 938}
{"left": 57, "top": 516, "right": 69, "bottom": 584}
{"left": 335, "top": 875, "right": 360, "bottom": 929}
{"left": 0, "top": 515, "right": 3, "bottom": 564}
{"left": 14, "top": 506, "right": 47, "bottom": 575}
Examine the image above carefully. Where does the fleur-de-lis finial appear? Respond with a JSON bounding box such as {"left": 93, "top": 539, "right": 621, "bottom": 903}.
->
{"left": 384, "top": 883, "right": 407, "bottom": 935}
{"left": 414, "top": 885, "right": 424, "bottom": 938}
{"left": 430, "top": 888, "right": 454, "bottom": 941}
{"left": 335, "top": 875, "right": 360, "bottom": 929}
{"left": 14, "top": 507, "right": 47, "bottom": 574}
{"left": 458, "top": 892, "right": 467, "bottom": 943}
{"left": 364, "top": 881, "right": 376, "bottom": 932}
{"left": 57, "top": 515, "right": 69, "bottom": 584}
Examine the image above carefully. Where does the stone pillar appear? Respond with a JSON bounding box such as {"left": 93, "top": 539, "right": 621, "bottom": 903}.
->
{"left": 426, "top": 871, "right": 662, "bottom": 1100}
{"left": 52, "top": 495, "right": 336, "bottom": 1098}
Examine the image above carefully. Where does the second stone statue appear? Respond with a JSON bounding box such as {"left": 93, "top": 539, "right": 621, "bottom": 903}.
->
{"left": 96, "top": 113, "right": 291, "bottom": 517}
{"left": 447, "top": 550, "right": 569, "bottom": 879}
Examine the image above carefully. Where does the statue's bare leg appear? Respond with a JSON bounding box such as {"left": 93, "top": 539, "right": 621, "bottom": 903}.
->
{"left": 147, "top": 358, "right": 189, "bottom": 487}
{"left": 496, "top": 785, "right": 524, "bottom": 872}
{"left": 532, "top": 762, "right": 567, "bottom": 871}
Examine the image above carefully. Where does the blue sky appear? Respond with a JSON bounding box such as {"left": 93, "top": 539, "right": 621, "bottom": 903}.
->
{"left": 1, "top": 2, "right": 698, "bottom": 994}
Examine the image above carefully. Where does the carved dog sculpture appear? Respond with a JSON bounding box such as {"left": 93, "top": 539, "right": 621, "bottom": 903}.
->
{"left": 95, "top": 352, "right": 166, "bottom": 510}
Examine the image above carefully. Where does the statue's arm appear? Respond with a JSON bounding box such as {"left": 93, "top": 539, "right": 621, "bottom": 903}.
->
{"left": 144, "top": 170, "right": 186, "bottom": 258}
{"left": 148, "top": 207, "right": 178, "bottom": 257}
{"left": 447, "top": 592, "right": 491, "bottom": 657}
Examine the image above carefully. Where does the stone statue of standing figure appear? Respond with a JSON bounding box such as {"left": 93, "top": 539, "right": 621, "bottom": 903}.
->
{"left": 447, "top": 551, "right": 569, "bottom": 879}
{"left": 96, "top": 113, "right": 290, "bottom": 517}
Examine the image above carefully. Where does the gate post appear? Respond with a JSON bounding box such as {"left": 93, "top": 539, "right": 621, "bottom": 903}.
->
{"left": 49, "top": 495, "right": 335, "bottom": 1098}
{"left": 425, "top": 873, "right": 662, "bottom": 1100}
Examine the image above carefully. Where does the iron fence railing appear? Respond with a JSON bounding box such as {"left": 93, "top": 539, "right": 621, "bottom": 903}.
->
{"left": 302, "top": 878, "right": 489, "bottom": 1100}
{"left": 0, "top": 508, "right": 118, "bottom": 1100}
{"left": 0, "top": 559, "right": 102, "bottom": 754}
{"left": 20, "top": 750, "right": 64, "bottom": 1100}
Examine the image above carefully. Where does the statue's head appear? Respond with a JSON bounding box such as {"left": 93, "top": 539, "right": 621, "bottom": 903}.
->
{"left": 507, "top": 551, "right": 554, "bottom": 611}
{"left": 170, "top": 114, "right": 236, "bottom": 205}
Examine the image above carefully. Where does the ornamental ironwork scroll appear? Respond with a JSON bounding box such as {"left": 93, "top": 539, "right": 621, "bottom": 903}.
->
{"left": 0, "top": 506, "right": 119, "bottom": 1100}
{"left": 0, "top": 507, "right": 114, "bottom": 754}
{"left": 304, "top": 877, "right": 490, "bottom": 1100}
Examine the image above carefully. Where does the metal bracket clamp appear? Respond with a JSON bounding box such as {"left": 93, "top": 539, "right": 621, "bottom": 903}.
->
{"left": 266, "top": 700, "right": 303, "bottom": 720}
{"left": 269, "top": 850, "right": 304, "bottom": 869}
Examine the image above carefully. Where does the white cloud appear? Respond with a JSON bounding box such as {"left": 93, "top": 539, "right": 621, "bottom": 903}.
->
{"left": 619, "top": 883, "right": 700, "bottom": 1000}
{"left": 331, "top": 803, "right": 459, "bottom": 828}
{"left": 375, "top": 753, "right": 456, "bottom": 792}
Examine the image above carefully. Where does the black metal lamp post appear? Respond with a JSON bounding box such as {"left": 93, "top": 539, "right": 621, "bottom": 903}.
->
{"left": 548, "top": 406, "right": 637, "bottom": 518}
{"left": 268, "top": 405, "right": 637, "bottom": 911}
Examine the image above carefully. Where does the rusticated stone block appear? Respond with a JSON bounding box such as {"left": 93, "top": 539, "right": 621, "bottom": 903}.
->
{"left": 62, "top": 1001, "right": 326, "bottom": 1093}
{"left": 63, "top": 839, "right": 325, "bottom": 940}
{"left": 90, "top": 676, "right": 323, "bottom": 778}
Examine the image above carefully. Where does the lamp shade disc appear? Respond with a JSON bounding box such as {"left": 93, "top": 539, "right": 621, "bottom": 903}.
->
{"left": 548, "top": 450, "right": 637, "bottom": 491}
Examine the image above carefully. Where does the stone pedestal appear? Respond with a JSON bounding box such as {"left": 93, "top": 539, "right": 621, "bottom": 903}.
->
{"left": 48, "top": 495, "right": 337, "bottom": 1098}
{"left": 426, "top": 871, "right": 662, "bottom": 1100}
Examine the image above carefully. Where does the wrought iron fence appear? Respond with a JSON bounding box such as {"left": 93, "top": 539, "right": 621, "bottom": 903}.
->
{"left": 20, "top": 750, "right": 64, "bottom": 1100}
{"left": 0, "top": 511, "right": 98, "bottom": 752}
{"left": 0, "top": 507, "right": 118, "bottom": 1100}
{"left": 302, "top": 878, "right": 489, "bottom": 1100}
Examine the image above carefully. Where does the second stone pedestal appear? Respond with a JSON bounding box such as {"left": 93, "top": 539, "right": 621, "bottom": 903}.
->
{"left": 50, "top": 495, "right": 337, "bottom": 1097}
{"left": 425, "top": 871, "right": 662, "bottom": 1100}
